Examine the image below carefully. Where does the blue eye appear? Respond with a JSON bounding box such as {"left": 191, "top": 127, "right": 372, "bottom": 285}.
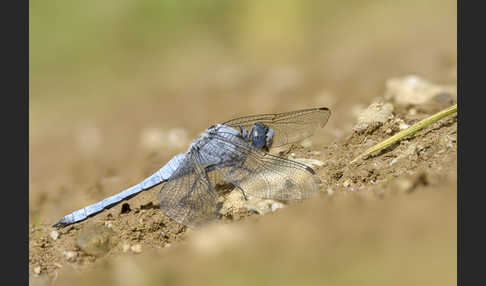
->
{"left": 250, "top": 122, "right": 268, "bottom": 149}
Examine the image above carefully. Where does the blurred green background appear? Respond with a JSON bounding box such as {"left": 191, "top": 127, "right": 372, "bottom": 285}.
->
{"left": 30, "top": 0, "right": 456, "bottom": 145}
{"left": 30, "top": 0, "right": 456, "bottom": 101}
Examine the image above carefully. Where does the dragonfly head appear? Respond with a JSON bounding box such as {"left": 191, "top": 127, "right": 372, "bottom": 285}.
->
{"left": 250, "top": 122, "right": 274, "bottom": 151}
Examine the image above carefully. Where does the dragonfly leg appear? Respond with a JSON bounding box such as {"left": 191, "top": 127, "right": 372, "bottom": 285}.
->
{"left": 234, "top": 184, "right": 248, "bottom": 200}
{"left": 224, "top": 162, "right": 254, "bottom": 201}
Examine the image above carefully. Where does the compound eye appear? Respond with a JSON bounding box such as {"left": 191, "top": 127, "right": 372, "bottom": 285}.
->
{"left": 250, "top": 123, "right": 268, "bottom": 149}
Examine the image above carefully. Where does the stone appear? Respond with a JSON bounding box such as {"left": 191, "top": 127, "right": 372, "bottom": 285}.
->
{"left": 49, "top": 230, "right": 59, "bottom": 241}
{"left": 130, "top": 244, "right": 142, "bottom": 253}
{"left": 75, "top": 224, "right": 119, "bottom": 257}
{"left": 354, "top": 102, "right": 394, "bottom": 133}
{"left": 63, "top": 251, "right": 78, "bottom": 262}
{"left": 384, "top": 75, "right": 456, "bottom": 106}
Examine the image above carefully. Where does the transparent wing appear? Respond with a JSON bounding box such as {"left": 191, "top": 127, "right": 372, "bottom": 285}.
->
{"left": 223, "top": 107, "right": 331, "bottom": 148}
{"left": 211, "top": 133, "right": 321, "bottom": 201}
{"left": 157, "top": 153, "right": 219, "bottom": 227}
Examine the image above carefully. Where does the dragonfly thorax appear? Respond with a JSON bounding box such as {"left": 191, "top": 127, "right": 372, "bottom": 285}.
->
{"left": 189, "top": 124, "right": 242, "bottom": 152}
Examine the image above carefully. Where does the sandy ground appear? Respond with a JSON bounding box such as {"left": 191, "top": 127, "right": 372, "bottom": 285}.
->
{"left": 29, "top": 71, "right": 457, "bottom": 285}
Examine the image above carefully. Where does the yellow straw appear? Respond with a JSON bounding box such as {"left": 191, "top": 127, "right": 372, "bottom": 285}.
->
{"left": 350, "top": 104, "right": 457, "bottom": 164}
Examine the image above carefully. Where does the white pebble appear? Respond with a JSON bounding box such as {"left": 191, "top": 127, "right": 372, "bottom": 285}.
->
{"left": 34, "top": 266, "right": 41, "bottom": 275}
{"left": 63, "top": 251, "right": 78, "bottom": 262}
{"left": 50, "top": 230, "right": 59, "bottom": 241}
{"left": 342, "top": 179, "right": 351, "bottom": 188}
{"left": 131, "top": 244, "right": 142, "bottom": 253}
{"left": 122, "top": 244, "right": 130, "bottom": 253}
{"left": 270, "top": 202, "right": 285, "bottom": 212}
{"left": 384, "top": 75, "right": 456, "bottom": 106}
{"left": 399, "top": 122, "right": 410, "bottom": 130}
{"left": 246, "top": 199, "right": 284, "bottom": 215}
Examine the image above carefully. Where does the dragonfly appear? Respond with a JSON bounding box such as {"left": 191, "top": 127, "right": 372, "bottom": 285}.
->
{"left": 53, "top": 107, "right": 331, "bottom": 228}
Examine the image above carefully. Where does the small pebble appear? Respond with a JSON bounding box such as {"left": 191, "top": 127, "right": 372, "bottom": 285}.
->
{"left": 165, "top": 243, "right": 171, "bottom": 248}
{"left": 76, "top": 224, "right": 118, "bottom": 257}
{"left": 122, "top": 244, "right": 130, "bottom": 253}
{"left": 399, "top": 122, "right": 410, "bottom": 130}
{"left": 34, "top": 266, "right": 41, "bottom": 275}
{"left": 439, "top": 135, "right": 455, "bottom": 149}
{"left": 385, "top": 75, "right": 456, "bottom": 105}
{"left": 342, "top": 179, "right": 352, "bottom": 188}
{"left": 270, "top": 202, "right": 285, "bottom": 212}
{"left": 63, "top": 251, "right": 78, "bottom": 262}
{"left": 353, "top": 102, "right": 394, "bottom": 133}
{"left": 131, "top": 244, "right": 142, "bottom": 253}
{"left": 246, "top": 199, "right": 284, "bottom": 215}
{"left": 327, "top": 188, "right": 334, "bottom": 196}
{"left": 50, "top": 231, "right": 59, "bottom": 241}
